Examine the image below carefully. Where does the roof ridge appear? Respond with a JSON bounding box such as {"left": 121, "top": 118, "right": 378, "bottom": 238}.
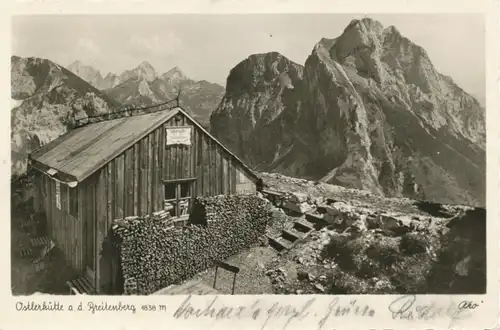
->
{"left": 74, "top": 98, "right": 180, "bottom": 128}
{"left": 31, "top": 106, "right": 261, "bottom": 185}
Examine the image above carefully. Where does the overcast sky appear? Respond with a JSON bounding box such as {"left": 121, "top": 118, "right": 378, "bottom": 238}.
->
{"left": 12, "top": 14, "right": 485, "bottom": 102}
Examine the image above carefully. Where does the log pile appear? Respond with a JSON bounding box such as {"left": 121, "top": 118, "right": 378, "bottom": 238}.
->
{"left": 112, "top": 195, "right": 273, "bottom": 295}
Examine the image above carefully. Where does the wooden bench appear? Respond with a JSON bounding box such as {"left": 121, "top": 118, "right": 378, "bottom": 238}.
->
{"left": 213, "top": 260, "right": 240, "bottom": 295}
{"left": 67, "top": 277, "right": 96, "bottom": 295}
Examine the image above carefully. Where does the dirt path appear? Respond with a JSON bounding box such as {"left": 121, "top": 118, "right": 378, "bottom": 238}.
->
{"left": 193, "top": 246, "right": 279, "bottom": 295}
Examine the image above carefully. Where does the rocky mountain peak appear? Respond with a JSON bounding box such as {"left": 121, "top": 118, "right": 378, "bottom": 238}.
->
{"left": 210, "top": 18, "right": 486, "bottom": 206}
{"left": 224, "top": 51, "right": 304, "bottom": 95}
{"left": 68, "top": 60, "right": 103, "bottom": 79}
{"left": 105, "top": 62, "right": 224, "bottom": 128}
{"left": 68, "top": 59, "right": 84, "bottom": 67}
{"left": 132, "top": 61, "right": 158, "bottom": 82}
{"left": 161, "top": 66, "right": 186, "bottom": 81}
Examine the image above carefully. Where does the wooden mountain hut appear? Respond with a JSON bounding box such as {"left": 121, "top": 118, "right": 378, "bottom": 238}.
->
{"left": 28, "top": 105, "right": 261, "bottom": 294}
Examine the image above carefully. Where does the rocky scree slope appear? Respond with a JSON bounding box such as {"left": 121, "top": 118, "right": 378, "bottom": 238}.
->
{"left": 211, "top": 18, "right": 486, "bottom": 206}
{"left": 11, "top": 56, "right": 118, "bottom": 177}
{"left": 260, "top": 172, "right": 485, "bottom": 294}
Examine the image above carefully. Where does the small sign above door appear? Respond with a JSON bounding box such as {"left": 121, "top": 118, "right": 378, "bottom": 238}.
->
{"left": 166, "top": 127, "right": 192, "bottom": 146}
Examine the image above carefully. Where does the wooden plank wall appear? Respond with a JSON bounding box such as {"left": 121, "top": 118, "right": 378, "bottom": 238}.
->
{"left": 162, "top": 113, "right": 256, "bottom": 197}
{"left": 37, "top": 173, "right": 84, "bottom": 272}
{"left": 78, "top": 112, "right": 259, "bottom": 293}
{"left": 235, "top": 167, "right": 257, "bottom": 194}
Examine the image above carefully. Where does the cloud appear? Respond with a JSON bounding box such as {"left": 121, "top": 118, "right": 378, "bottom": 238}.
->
{"left": 75, "top": 38, "right": 101, "bottom": 57}
{"left": 129, "top": 32, "right": 183, "bottom": 56}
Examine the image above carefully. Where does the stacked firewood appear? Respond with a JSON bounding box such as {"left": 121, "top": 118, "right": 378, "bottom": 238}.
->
{"left": 112, "top": 195, "right": 273, "bottom": 295}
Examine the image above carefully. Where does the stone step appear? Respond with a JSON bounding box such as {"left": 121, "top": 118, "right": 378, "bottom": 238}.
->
{"left": 282, "top": 200, "right": 315, "bottom": 215}
{"left": 316, "top": 204, "right": 329, "bottom": 213}
{"left": 282, "top": 229, "right": 302, "bottom": 242}
{"left": 293, "top": 220, "right": 314, "bottom": 233}
{"left": 268, "top": 236, "right": 293, "bottom": 252}
{"left": 305, "top": 212, "right": 329, "bottom": 227}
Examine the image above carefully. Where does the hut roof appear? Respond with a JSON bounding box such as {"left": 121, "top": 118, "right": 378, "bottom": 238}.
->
{"left": 29, "top": 106, "right": 260, "bottom": 184}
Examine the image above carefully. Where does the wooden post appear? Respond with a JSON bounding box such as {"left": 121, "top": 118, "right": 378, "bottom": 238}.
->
{"left": 231, "top": 273, "right": 237, "bottom": 295}
{"left": 213, "top": 265, "right": 218, "bottom": 289}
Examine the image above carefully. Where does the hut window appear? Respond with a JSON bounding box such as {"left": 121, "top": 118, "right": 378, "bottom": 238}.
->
{"left": 165, "top": 184, "right": 176, "bottom": 200}
{"left": 163, "top": 179, "right": 195, "bottom": 217}
{"left": 69, "top": 187, "right": 78, "bottom": 218}
{"left": 180, "top": 182, "right": 191, "bottom": 198}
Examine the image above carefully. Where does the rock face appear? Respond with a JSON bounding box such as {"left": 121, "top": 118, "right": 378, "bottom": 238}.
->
{"left": 67, "top": 60, "right": 106, "bottom": 89}
{"left": 105, "top": 63, "right": 225, "bottom": 127}
{"left": 11, "top": 56, "right": 118, "bottom": 177}
{"left": 211, "top": 18, "right": 486, "bottom": 206}
{"left": 210, "top": 52, "right": 304, "bottom": 168}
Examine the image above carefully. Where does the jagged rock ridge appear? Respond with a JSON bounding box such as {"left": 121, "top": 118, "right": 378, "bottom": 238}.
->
{"left": 11, "top": 56, "right": 119, "bottom": 177}
{"left": 104, "top": 63, "right": 224, "bottom": 127}
{"left": 210, "top": 18, "right": 486, "bottom": 206}
{"left": 67, "top": 61, "right": 225, "bottom": 127}
{"left": 67, "top": 60, "right": 119, "bottom": 90}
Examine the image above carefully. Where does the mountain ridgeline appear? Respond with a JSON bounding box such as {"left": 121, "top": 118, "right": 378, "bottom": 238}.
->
{"left": 11, "top": 56, "right": 118, "bottom": 177}
{"left": 68, "top": 61, "right": 225, "bottom": 127}
{"left": 210, "top": 18, "right": 486, "bottom": 206}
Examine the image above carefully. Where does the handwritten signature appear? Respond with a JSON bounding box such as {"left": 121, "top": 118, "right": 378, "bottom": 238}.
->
{"left": 388, "top": 295, "right": 477, "bottom": 327}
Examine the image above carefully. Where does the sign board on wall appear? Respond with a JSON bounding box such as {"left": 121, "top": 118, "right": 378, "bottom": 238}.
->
{"left": 166, "top": 127, "right": 192, "bottom": 146}
{"left": 55, "top": 181, "right": 61, "bottom": 209}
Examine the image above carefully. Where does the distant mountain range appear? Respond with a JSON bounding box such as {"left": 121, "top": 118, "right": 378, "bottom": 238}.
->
{"left": 210, "top": 18, "right": 486, "bottom": 206}
{"left": 11, "top": 56, "right": 118, "bottom": 177}
{"left": 10, "top": 56, "right": 224, "bottom": 177}
{"left": 67, "top": 60, "right": 225, "bottom": 127}
{"left": 11, "top": 19, "right": 486, "bottom": 207}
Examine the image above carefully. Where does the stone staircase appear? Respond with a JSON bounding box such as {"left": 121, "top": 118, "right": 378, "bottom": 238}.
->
{"left": 262, "top": 188, "right": 337, "bottom": 253}
{"left": 267, "top": 212, "right": 329, "bottom": 253}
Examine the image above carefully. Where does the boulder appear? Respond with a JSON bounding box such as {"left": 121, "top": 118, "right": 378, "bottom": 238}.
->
{"left": 314, "top": 283, "right": 325, "bottom": 292}
{"left": 346, "top": 216, "right": 368, "bottom": 233}
{"left": 323, "top": 202, "right": 358, "bottom": 227}
{"left": 311, "top": 196, "right": 325, "bottom": 205}
{"left": 365, "top": 213, "right": 412, "bottom": 235}
{"left": 288, "top": 192, "right": 309, "bottom": 203}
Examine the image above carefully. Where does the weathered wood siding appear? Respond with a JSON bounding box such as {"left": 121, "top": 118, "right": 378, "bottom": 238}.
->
{"left": 88, "top": 112, "right": 258, "bottom": 293}
{"left": 33, "top": 172, "right": 84, "bottom": 273}
{"left": 32, "top": 111, "right": 258, "bottom": 294}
